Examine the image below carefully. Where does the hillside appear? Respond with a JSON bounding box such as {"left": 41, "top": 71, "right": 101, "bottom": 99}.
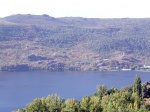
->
{"left": 0, "top": 14, "right": 150, "bottom": 71}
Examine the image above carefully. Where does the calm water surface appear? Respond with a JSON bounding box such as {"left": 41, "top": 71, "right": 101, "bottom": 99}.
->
{"left": 0, "top": 71, "right": 150, "bottom": 112}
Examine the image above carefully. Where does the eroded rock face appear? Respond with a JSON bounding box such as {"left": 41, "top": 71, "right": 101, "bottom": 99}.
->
{"left": 1, "top": 64, "right": 30, "bottom": 71}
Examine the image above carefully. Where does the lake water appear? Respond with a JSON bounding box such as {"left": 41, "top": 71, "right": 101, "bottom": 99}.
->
{"left": 0, "top": 71, "right": 150, "bottom": 112}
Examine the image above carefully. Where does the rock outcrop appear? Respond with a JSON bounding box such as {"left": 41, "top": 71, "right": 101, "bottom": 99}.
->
{"left": 28, "top": 54, "right": 50, "bottom": 61}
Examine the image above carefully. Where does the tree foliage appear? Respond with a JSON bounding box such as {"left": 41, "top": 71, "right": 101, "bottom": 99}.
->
{"left": 133, "top": 75, "right": 142, "bottom": 97}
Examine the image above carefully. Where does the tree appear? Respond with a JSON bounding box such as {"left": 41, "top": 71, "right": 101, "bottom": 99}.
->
{"left": 89, "top": 96, "right": 102, "bottom": 112}
{"left": 80, "top": 96, "right": 91, "bottom": 112}
{"left": 107, "top": 87, "right": 118, "bottom": 95}
{"left": 24, "top": 94, "right": 61, "bottom": 112}
{"left": 133, "top": 75, "right": 142, "bottom": 98}
{"left": 94, "top": 85, "right": 107, "bottom": 99}
{"left": 25, "top": 98, "right": 45, "bottom": 112}
{"left": 62, "top": 99, "right": 78, "bottom": 112}
{"left": 142, "top": 84, "right": 147, "bottom": 99}
{"left": 46, "top": 94, "right": 61, "bottom": 112}
{"left": 131, "top": 92, "right": 141, "bottom": 110}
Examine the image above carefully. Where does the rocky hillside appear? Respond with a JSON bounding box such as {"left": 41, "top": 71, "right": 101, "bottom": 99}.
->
{"left": 0, "top": 14, "right": 150, "bottom": 71}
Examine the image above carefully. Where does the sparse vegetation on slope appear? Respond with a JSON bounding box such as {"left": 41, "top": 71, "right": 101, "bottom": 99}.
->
{"left": 1, "top": 14, "right": 150, "bottom": 71}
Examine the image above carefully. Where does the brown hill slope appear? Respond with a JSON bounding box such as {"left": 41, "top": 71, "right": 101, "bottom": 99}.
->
{"left": 0, "top": 14, "right": 150, "bottom": 71}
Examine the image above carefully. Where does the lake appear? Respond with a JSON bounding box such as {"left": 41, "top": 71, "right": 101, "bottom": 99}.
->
{"left": 0, "top": 70, "right": 150, "bottom": 112}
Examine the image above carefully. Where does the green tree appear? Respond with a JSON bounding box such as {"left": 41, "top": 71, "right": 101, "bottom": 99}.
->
{"left": 141, "top": 84, "right": 147, "bottom": 99}
{"left": 80, "top": 96, "right": 91, "bottom": 112}
{"left": 94, "top": 85, "right": 107, "bottom": 99}
{"left": 133, "top": 75, "right": 142, "bottom": 98}
{"left": 101, "top": 95, "right": 109, "bottom": 112}
{"left": 24, "top": 94, "right": 61, "bottom": 112}
{"left": 131, "top": 92, "right": 141, "bottom": 110}
{"left": 46, "top": 94, "right": 61, "bottom": 112}
{"left": 25, "top": 98, "right": 46, "bottom": 112}
{"left": 107, "top": 87, "right": 118, "bottom": 95}
{"left": 89, "top": 96, "right": 102, "bottom": 112}
{"left": 62, "top": 99, "right": 78, "bottom": 112}
{"left": 138, "top": 105, "right": 149, "bottom": 112}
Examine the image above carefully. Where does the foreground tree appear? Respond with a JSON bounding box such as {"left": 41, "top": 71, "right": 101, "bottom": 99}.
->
{"left": 94, "top": 85, "right": 107, "bottom": 99}
{"left": 45, "top": 94, "right": 61, "bottom": 111}
{"left": 133, "top": 75, "right": 142, "bottom": 98}
{"left": 80, "top": 96, "right": 102, "bottom": 112}
{"left": 89, "top": 96, "right": 102, "bottom": 112}
{"left": 80, "top": 96, "right": 91, "bottom": 111}
{"left": 61, "top": 99, "right": 78, "bottom": 112}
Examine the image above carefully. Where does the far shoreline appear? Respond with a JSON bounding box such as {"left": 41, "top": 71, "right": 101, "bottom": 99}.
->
{"left": 0, "top": 69, "right": 150, "bottom": 73}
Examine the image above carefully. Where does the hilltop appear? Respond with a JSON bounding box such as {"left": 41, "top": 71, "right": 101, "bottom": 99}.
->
{"left": 0, "top": 14, "right": 150, "bottom": 71}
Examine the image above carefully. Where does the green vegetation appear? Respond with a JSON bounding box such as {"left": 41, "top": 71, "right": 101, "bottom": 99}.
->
{"left": 14, "top": 75, "right": 150, "bottom": 112}
{"left": 133, "top": 75, "right": 142, "bottom": 97}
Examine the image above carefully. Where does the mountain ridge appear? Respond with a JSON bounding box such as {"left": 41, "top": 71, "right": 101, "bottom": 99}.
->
{"left": 0, "top": 14, "right": 150, "bottom": 71}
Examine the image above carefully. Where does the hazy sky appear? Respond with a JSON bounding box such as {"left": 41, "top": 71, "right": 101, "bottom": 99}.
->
{"left": 0, "top": 0, "right": 150, "bottom": 18}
